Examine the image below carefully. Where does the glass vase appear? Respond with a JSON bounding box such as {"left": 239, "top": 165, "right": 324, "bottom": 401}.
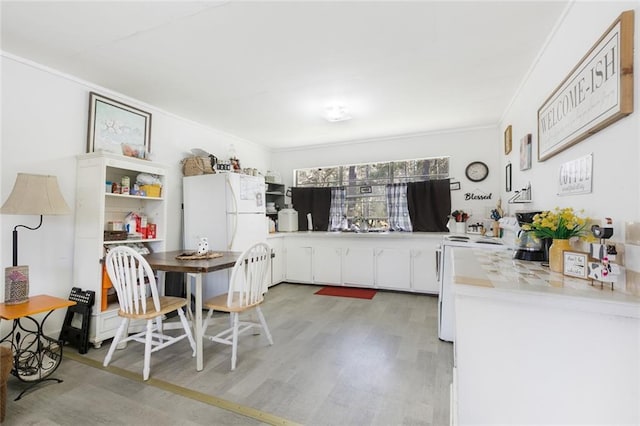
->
{"left": 549, "top": 239, "right": 572, "bottom": 273}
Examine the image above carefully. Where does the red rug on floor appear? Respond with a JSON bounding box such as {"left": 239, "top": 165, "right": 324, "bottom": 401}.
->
{"left": 314, "top": 286, "right": 377, "bottom": 300}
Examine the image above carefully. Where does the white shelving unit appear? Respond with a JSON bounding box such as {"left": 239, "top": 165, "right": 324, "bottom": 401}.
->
{"left": 265, "top": 182, "right": 285, "bottom": 218}
{"left": 73, "top": 152, "right": 168, "bottom": 348}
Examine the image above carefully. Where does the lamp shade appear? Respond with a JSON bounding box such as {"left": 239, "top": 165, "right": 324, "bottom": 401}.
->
{"left": 1, "top": 173, "right": 71, "bottom": 215}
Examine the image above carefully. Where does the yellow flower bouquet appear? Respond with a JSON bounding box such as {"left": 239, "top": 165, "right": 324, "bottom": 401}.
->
{"left": 522, "top": 207, "right": 589, "bottom": 239}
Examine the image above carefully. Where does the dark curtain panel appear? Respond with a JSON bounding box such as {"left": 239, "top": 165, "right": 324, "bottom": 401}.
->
{"left": 407, "top": 179, "right": 451, "bottom": 232}
{"left": 291, "top": 187, "right": 332, "bottom": 231}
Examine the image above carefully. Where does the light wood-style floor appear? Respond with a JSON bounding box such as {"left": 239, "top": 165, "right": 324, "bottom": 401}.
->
{"left": 3, "top": 283, "right": 453, "bottom": 425}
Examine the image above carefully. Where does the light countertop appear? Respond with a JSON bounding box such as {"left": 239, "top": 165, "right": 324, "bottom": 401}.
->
{"left": 268, "top": 231, "right": 449, "bottom": 239}
{"left": 452, "top": 248, "right": 640, "bottom": 318}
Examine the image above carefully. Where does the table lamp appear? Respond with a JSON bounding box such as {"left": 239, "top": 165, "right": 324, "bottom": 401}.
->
{"left": 1, "top": 173, "right": 71, "bottom": 304}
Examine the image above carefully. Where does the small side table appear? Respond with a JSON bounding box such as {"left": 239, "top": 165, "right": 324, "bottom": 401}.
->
{"left": 0, "top": 295, "right": 76, "bottom": 400}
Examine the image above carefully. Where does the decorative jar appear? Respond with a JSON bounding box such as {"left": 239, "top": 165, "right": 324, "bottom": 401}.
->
{"left": 549, "top": 239, "right": 572, "bottom": 273}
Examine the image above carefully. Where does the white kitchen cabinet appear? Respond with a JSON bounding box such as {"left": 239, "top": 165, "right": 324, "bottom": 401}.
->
{"left": 284, "top": 243, "right": 313, "bottom": 283}
{"left": 268, "top": 236, "right": 284, "bottom": 286}
{"left": 342, "top": 247, "right": 375, "bottom": 287}
{"left": 411, "top": 243, "right": 439, "bottom": 293}
{"left": 73, "top": 152, "right": 167, "bottom": 348}
{"left": 313, "top": 246, "right": 342, "bottom": 285}
{"left": 453, "top": 248, "right": 640, "bottom": 424}
{"left": 277, "top": 233, "right": 443, "bottom": 293}
{"left": 375, "top": 248, "right": 411, "bottom": 290}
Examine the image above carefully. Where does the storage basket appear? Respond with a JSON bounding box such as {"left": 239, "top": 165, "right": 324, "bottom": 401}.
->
{"left": 104, "top": 231, "right": 128, "bottom": 241}
{"left": 140, "top": 184, "right": 162, "bottom": 197}
{"left": 182, "top": 156, "right": 215, "bottom": 176}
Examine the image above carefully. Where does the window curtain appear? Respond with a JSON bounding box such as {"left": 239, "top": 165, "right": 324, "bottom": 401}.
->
{"left": 386, "top": 183, "right": 412, "bottom": 232}
{"left": 328, "top": 187, "right": 346, "bottom": 231}
{"left": 291, "top": 187, "right": 332, "bottom": 231}
{"left": 407, "top": 179, "right": 451, "bottom": 232}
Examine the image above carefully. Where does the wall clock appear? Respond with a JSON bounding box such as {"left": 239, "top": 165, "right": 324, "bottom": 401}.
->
{"left": 465, "top": 161, "right": 489, "bottom": 182}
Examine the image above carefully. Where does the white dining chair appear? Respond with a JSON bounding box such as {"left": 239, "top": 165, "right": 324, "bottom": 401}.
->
{"left": 103, "top": 246, "right": 196, "bottom": 380}
{"left": 202, "top": 242, "right": 273, "bottom": 370}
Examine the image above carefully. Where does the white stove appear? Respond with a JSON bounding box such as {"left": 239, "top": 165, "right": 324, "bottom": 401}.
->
{"left": 437, "top": 234, "right": 512, "bottom": 342}
{"left": 443, "top": 234, "right": 507, "bottom": 247}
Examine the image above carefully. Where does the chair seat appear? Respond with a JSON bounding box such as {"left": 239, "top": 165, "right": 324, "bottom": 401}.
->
{"left": 118, "top": 296, "right": 188, "bottom": 319}
{"left": 204, "top": 292, "right": 263, "bottom": 313}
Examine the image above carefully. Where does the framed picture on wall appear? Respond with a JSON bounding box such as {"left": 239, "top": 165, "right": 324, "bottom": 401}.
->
{"left": 504, "top": 125, "right": 512, "bottom": 155}
{"left": 520, "top": 133, "right": 532, "bottom": 171}
{"left": 505, "top": 163, "right": 512, "bottom": 192}
{"left": 87, "top": 92, "right": 152, "bottom": 157}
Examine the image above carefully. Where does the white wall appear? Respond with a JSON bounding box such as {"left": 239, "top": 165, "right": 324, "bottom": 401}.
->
{"left": 0, "top": 54, "right": 270, "bottom": 331}
{"left": 270, "top": 126, "right": 502, "bottom": 225}
{"left": 499, "top": 1, "right": 639, "bottom": 236}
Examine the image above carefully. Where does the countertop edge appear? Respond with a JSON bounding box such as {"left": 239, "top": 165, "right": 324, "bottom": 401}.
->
{"left": 454, "top": 281, "right": 640, "bottom": 319}
{"left": 268, "top": 231, "right": 449, "bottom": 239}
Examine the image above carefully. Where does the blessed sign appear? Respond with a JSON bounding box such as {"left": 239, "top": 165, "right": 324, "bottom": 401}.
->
{"left": 537, "top": 10, "right": 633, "bottom": 161}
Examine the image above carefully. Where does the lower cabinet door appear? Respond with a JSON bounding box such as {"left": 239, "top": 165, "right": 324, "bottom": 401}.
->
{"left": 313, "top": 246, "right": 342, "bottom": 284}
{"left": 411, "top": 247, "right": 439, "bottom": 293}
{"left": 342, "top": 247, "right": 374, "bottom": 286}
{"left": 285, "top": 246, "right": 312, "bottom": 283}
{"left": 376, "top": 248, "right": 411, "bottom": 290}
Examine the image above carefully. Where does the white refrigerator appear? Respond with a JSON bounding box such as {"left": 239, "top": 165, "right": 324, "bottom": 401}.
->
{"left": 183, "top": 172, "right": 267, "bottom": 298}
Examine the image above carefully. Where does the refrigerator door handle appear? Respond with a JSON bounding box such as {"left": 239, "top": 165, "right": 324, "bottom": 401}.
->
{"left": 435, "top": 245, "right": 442, "bottom": 281}
{"left": 226, "top": 176, "right": 238, "bottom": 250}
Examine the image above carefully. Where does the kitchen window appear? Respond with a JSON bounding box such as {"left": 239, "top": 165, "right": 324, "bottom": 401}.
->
{"left": 294, "top": 157, "right": 449, "bottom": 229}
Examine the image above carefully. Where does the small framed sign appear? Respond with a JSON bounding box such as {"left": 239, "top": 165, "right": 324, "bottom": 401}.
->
{"left": 504, "top": 125, "right": 512, "bottom": 155}
{"left": 520, "top": 133, "right": 532, "bottom": 171}
{"left": 558, "top": 153, "right": 592, "bottom": 196}
{"left": 563, "top": 251, "right": 589, "bottom": 279}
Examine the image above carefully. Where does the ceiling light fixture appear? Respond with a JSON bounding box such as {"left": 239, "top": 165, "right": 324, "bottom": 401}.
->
{"left": 324, "top": 105, "right": 352, "bottom": 122}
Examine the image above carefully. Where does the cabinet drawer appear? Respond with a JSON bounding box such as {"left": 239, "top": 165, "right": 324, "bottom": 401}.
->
{"left": 97, "top": 308, "right": 122, "bottom": 335}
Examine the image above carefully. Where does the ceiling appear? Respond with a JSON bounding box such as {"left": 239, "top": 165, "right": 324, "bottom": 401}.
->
{"left": 1, "top": 1, "right": 569, "bottom": 150}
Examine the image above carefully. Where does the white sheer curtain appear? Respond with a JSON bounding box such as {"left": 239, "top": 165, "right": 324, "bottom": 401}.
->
{"left": 328, "top": 187, "right": 346, "bottom": 231}
{"left": 386, "top": 183, "right": 412, "bottom": 231}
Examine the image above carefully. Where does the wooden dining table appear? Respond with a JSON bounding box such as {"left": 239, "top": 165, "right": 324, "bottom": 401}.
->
{"left": 143, "top": 250, "right": 241, "bottom": 371}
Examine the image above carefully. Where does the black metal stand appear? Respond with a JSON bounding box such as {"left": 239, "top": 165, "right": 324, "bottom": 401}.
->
{"left": 12, "top": 216, "right": 43, "bottom": 266}
{"left": 59, "top": 288, "right": 95, "bottom": 354}
{"left": 0, "top": 310, "right": 64, "bottom": 400}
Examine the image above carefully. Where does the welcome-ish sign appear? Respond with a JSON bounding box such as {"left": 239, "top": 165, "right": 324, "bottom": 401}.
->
{"left": 537, "top": 10, "right": 634, "bottom": 161}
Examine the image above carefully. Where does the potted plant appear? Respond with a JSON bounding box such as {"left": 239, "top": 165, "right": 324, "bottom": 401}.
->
{"left": 522, "top": 207, "right": 589, "bottom": 272}
{"left": 451, "top": 210, "right": 469, "bottom": 234}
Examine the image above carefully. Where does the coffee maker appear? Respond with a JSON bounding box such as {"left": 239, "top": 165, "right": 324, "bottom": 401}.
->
{"left": 513, "top": 211, "right": 548, "bottom": 261}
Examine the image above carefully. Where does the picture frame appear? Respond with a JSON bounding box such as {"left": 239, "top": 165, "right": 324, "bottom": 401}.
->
{"left": 504, "top": 125, "right": 512, "bottom": 155}
{"left": 87, "top": 92, "right": 152, "bottom": 157}
{"left": 450, "top": 181, "right": 461, "bottom": 191}
{"left": 519, "top": 133, "right": 532, "bottom": 171}
{"left": 558, "top": 153, "right": 593, "bottom": 196}
{"left": 537, "top": 11, "right": 633, "bottom": 161}
{"left": 563, "top": 251, "right": 589, "bottom": 279}
{"left": 505, "top": 163, "right": 512, "bottom": 192}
